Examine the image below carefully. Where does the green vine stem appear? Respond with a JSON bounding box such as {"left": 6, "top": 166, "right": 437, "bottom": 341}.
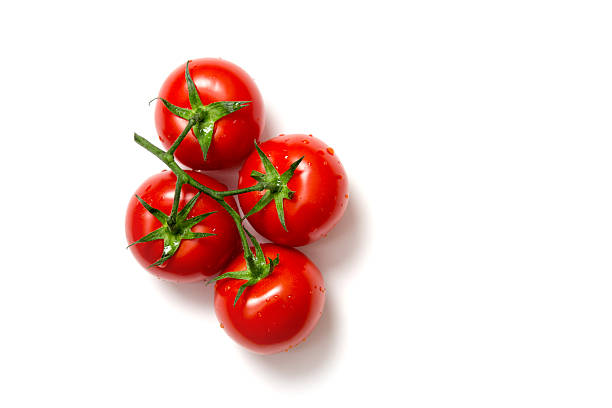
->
{"left": 132, "top": 61, "right": 301, "bottom": 304}
{"left": 133, "top": 133, "right": 253, "bottom": 257}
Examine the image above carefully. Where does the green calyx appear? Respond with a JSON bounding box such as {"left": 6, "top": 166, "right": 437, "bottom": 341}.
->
{"left": 208, "top": 230, "right": 279, "bottom": 306}
{"left": 128, "top": 192, "right": 216, "bottom": 267}
{"left": 152, "top": 60, "right": 250, "bottom": 161}
{"left": 244, "top": 142, "right": 304, "bottom": 231}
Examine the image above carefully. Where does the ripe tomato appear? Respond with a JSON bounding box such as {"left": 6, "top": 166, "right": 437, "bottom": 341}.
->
{"left": 125, "top": 170, "right": 240, "bottom": 282}
{"left": 238, "top": 134, "right": 349, "bottom": 246}
{"left": 154, "top": 58, "right": 264, "bottom": 170}
{"left": 214, "top": 244, "right": 325, "bottom": 354}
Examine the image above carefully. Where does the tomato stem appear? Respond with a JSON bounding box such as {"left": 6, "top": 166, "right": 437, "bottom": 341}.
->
{"left": 134, "top": 126, "right": 295, "bottom": 304}
{"left": 167, "top": 177, "right": 184, "bottom": 229}
{"left": 133, "top": 132, "right": 254, "bottom": 264}
{"left": 134, "top": 87, "right": 298, "bottom": 302}
{"left": 217, "top": 184, "right": 264, "bottom": 197}
{"left": 168, "top": 119, "right": 195, "bottom": 155}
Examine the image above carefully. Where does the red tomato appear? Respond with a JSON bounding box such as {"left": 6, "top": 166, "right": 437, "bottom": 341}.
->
{"left": 238, "top": 134, "right": 349, "bottom": 246}
{"left": 125, "top": 170, "right": 240, "bottom": 282}
{"left": 214, "top": 244, "right": 325, "bottom": 354}
{"left": 154, "top": 58, "right": 264, "bottom": 170}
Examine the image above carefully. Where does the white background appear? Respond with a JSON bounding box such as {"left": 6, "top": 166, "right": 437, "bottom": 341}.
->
{"left": 1, "top": 1, "right": 611, "bottom": 406}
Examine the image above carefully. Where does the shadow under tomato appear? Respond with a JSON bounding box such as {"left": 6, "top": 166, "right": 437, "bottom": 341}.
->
{"left": 154, "top": 280, "right": 214, "bottom": 313}
{"left": 299, "top": 185, "right": 368, "bottom": 276}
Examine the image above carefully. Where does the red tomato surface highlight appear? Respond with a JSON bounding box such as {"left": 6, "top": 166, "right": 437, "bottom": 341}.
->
{"left": 155, "top": 58, "right": 264, "bottom": 170}
{"left": 238, "top": 134, "right": 349, "bottom": 246}
{"left": 125, "top": 170, "right": 240, "bottom": 282}
{"left": 215, "top": 244, "right": 325, "bottom": 354}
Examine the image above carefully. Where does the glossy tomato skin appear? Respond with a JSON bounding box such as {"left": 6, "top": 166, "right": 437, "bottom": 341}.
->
{"left": 238, "top": 134, "right": 349, "bottom": 246}
{"left": 215, "top": 244, "right": 325, "bottom": 354}
{"left": 125, "top": 170, "right": 240, "bottom": 282}
{"left": 155, "top": 58, "right": 264, "bottom": 170}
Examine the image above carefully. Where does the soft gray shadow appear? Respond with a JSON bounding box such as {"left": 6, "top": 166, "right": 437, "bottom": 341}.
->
{"left": 260, "top": 107, "right": 281, "bottom": 143}
{"left": 300, "top": 185, "right": 368, "bottom": 275}
{"left": 242, "top": 293, "right": 339, "bottom": 379}
{"left": 204, "top": 167, "right": 240, "bottom": 191}
{"left": 154, "top": 280, "right": 214, "bottom": 313}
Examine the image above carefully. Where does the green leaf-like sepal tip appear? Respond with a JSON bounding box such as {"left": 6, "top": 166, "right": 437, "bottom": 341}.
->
{"left": 208, "top": 229, "right": 281, "bottom": 306}
{"left": 153, "top": 60, "right": 251, "bottom": 161}
{"left": 127, "top": 192, "right": 216, "bottom": 267}
{"left": 243, "top": 142, "right": 304, "bottom": 231}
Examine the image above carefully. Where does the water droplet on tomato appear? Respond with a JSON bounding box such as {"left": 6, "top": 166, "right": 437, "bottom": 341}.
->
{"left": 326, "top": 147, "right": 335, "bottom": 155}
{"left": 345, "top": 194, "right": 349, "bottom": 199}
{"left": 287, "top": 295, "right": 293, "bottom": 300}
{"left": 273, "top": 295, "right": 279, "bottom": 300}
{"left": 257, "top": 312, "right": 263, "bottom": 318}
{"left": 265, "top": 297, "right": 270, "bottom": 302}
{"left": 302, "top": 139, "right": 309, "bottom": 144}
{"left": 220, "top": 323, "right": 224, "bottom": 329}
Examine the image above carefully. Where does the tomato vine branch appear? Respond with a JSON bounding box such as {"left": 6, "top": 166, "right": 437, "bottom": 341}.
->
{"left": 131, "top": 60, "right": 303, "bottom": 304}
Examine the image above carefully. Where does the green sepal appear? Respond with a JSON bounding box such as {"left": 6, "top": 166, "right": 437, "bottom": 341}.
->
{"left": 250, "top": 170, "right": 266, "bottom": 181}
{"left": 183, "top": 231, "right": 215, "bottom": 240}
{"left": 183, "top": 211, "right": 216, "bottom": 229}
{"left": 234, "top": 279, "right": 259, "bottom": 306}
{"left": 185, "top": 60, "right": 204, "bottom": 110}
{"left": 244, "top": 229, "right": 265, "bottom": 268}
{"left": 135, "top": 195, "right": 167, "bottom": 224}
{"left": 205, "top": 101, "right": 251, "bottom": 122}
{"left": 207, "top": 270, "right": 251, "bottom": 285}
{"left": 150, "top": 97, "right": 194, "bottom": 120}
{"left": 150, "top": 238, "right": 182, "bottom": 267}
{"left": 177, "top": 192, "right": 202, "bottom": 219}
{"left": 243, "top": 142, "right": 305, "bottom": 231}
{"left": 280, "top": 156, "right": 304, "bottom": 184}
{"left": 128, "top": 194, "right": 216, "bottom": 267}
{"left": 274, "top": 195, "right": 287, "bottom": 229}
{"left": 192, "top": 101, "right": 250, "bottom": 160}
{"left": 267, "top": 254, "right": 280, "bottom": 270}
{"left": 208, "top": 230, "right": 281, "bottom": 306}
{"left": 255, "top": 142, "right": 278, "bottom": 176}
{"left": 243, "top": 190, "right": 272, "bottom": 219}
{"left": 126, "top": 228, "right": 165, "bottom": 248}
{"left": 154, "top": 61, "right": 251, "bottom": 161}
{"left": 191, "top": 121, "right": 215, "bottom": 160}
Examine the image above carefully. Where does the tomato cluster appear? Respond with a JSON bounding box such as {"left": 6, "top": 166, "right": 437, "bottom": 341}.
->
{"left": 126, "top": 58, "right": 348, "bottom": 354}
